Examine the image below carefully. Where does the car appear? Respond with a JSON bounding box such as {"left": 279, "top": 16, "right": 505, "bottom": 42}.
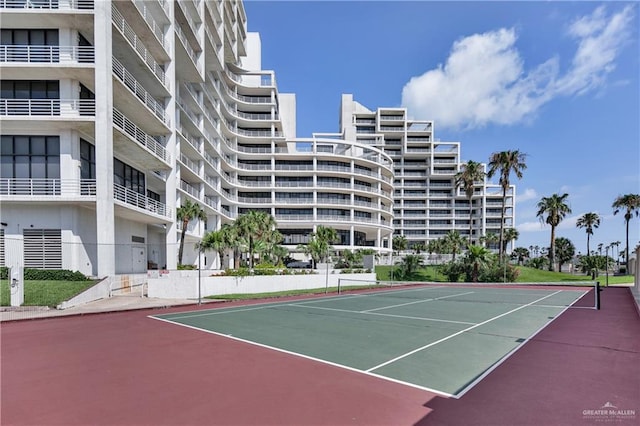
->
{"left": 286, "top": 261, "right": 312, "bottom": 269}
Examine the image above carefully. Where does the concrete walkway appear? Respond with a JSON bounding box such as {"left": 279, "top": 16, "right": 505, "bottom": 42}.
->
{"left": 0, "top": 295, "right": 216, "bottom": 322}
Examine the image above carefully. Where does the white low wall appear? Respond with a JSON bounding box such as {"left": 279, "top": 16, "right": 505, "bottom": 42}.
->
{"left": 147, "top": 271, "right": 377, "bottom": 299}
{"left": 56, "top": 273, "right": 148, "bottom": 310}
{"left": 57, "top": 278, "right": 110, "bottom": 310}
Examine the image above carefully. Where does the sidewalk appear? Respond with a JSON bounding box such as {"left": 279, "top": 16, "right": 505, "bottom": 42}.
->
{"left": 0, "top": 295, "right": 217, "bottom": 322}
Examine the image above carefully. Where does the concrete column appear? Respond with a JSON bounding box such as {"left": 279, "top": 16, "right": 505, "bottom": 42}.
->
{"left": 164, "top": 6, "right": 178, "bottom": 270}
{"left": 94, "top": 0, "right": 115, "bottom": 276}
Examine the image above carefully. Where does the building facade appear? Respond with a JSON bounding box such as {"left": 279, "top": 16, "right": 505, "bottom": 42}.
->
{"left": 0, "top": 0, "right": 512, "bottom": 277}
{"left": 339, "top": 95, "right": 515, "bottom": 250}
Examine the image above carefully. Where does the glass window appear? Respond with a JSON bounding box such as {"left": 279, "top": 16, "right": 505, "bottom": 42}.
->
{"left": 31, "top": 137, "right": 46, "bottom": 155}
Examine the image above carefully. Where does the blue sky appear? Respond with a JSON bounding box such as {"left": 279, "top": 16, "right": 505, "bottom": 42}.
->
{"left": 244, "top": 1, "right": 640, "bottom": 258}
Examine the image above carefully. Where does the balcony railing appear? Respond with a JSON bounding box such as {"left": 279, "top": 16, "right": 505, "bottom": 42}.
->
{"left": 111, "top": 5, "right": 167, "bottom": 87}
{"left": 0, "top": 178, "right": 96, "bottom": 196}
{"left": 112, "top": 57, "right": 168, "bottom": 125}
{"left": 0, "top": 0, "right": 94, "bottom": 10}
{"left": 0, "top": 45, "right": 95, "bottom": 63}
{"left": 0, "top": 98, "right": 95, "bottom": 116}
{"left": 132, "top": 0, "right": 166, "bottom": 48}
{"left": 114, "top": 183, "right": 169, "bottom": 217}
{"left": 112, "top": 108, "right": 170, "bottom": 164}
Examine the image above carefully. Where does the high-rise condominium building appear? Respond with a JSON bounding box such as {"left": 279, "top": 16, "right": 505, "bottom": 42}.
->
{"left": 0, "top": 0, "right": 513, "bottom": 278}
{"left": 339, "top": 95, "right": 514, "bottom": 250}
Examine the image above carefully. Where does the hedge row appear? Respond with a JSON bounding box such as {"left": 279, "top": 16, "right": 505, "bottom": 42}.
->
{"left": 0, "top": 267, "right": 89, "bottom": 281}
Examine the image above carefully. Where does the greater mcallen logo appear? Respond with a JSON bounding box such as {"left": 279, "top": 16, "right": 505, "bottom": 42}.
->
{"left": 583, "top": 402, "right": 636, "bottom": 422}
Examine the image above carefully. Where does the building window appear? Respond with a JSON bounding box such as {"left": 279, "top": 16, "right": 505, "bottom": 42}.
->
{"left": 23, "top": 229, "right": 62, "bottom": 269}
{"left": 114, "top": 158, "right": 145, "bottom": 195}
{"left": 1, "top": 135, "right": 60, "bottom": 180}
{"left": 1, "top": 80, "right": 59, "bottom": 99}
{"left": 80, "top": 139, "right": 95, "bottom": 179}
{"left": 1, "top": 80, "right": 60, "bottom": 115}
{"left": 1, "top": 29, "right": 59, "bottom": 62}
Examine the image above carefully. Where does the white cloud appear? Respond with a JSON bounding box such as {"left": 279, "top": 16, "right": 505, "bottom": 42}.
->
{"left": 516, "top": 188, "right": 538, "bottom": 202}
{"left": 517, "top": 220, "right": 546, "bottom": 233}
{"left": 401, "top": 6, "right": 634, "bottom": 129}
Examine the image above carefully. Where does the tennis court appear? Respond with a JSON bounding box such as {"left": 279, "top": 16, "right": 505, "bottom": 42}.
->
{"left": 152, "top": 283, "right": 594, "bottom": 397}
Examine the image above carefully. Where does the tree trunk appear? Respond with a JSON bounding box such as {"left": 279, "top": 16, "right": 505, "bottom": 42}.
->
{"left": 178, "top": 219, "right": 189, "bottom": 265}
{"left": 549, "top": 225, "right": 555, "bottom": 272}
{"left": 625, "top": 218, "right": 629, "bottom": 273}
{"left": 499, "top": 186, "right": 506, "bottom": 259}
{"left": 468, "top": 195, "right": 474, "bottom": 245}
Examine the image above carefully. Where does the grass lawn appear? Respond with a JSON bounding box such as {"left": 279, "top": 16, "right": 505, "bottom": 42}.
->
{"left": 0, "top": 279, "right": 97, "bottom": 307}
{"left": 375, "top": 265, "right": 635, "bottom": 284}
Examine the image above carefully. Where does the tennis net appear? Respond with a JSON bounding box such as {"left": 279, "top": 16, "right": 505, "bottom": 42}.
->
{"left": 336, "top": 278, "right": 602, "bottom": 310}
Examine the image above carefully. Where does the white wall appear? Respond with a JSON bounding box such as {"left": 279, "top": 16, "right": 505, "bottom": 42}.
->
{"left": 148, "top": 271, "right": 377, "bottom": 299}
{"left": 114, "top": 216, "right": 147, "bottom": 274}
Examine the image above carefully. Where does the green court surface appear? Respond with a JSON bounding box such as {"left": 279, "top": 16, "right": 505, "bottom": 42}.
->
{"left": 152, "top": 285, "right": 591, "bottom": 397}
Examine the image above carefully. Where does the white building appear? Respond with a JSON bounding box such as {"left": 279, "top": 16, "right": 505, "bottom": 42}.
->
{"left": 0, "top": 0, "right": 396, "bottom": 276}
{"left": 0, "top": 0, "right": 512, "bottom": 278}
{"left": 339, "top": 95, "right": 515, "bottom": 250}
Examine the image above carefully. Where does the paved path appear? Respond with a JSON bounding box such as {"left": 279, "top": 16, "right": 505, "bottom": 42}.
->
{"left": 0, "top": 295, "right": 217, "bottom": 322}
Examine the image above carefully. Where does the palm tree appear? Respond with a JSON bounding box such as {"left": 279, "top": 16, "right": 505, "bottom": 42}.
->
{"left": 487, "top": 150, "right": 527, "bottom": 259}
{"left": 392, "top": 235, "right": 408, "bottom": 255}
{"left": 612, "top": 193, "right": 640, "bottom": 270}
{"left": 234, "top": 210, "right": 278, "bottom": 269}
{"left": 576, "top": 212, "right": 600, "bottom": 256}
{"left": 465, "top": 244, "right": 493, "bottom": 282}
{"left": 455, "top": 160, "right": 485, "bottom": 244}
{"left": 512, "top": 247, "right": 529, "bottom": 266}
{"left": 200, "top": 229, "right": 227, "bottom": 269}
{"left": 176, "top": 199, "right": 207, "bottom": 265}
{"left": 536, "top": 193, "right": 572, "bottom": 271}
{"left": 503, "top": 227, "right": 519, "bottom": 254}
{"left": 554, "top": 237, "right": 575, "bottom": 272}
{"left": 480, "top": 232, "right": 499, "bottom": 250}
{"left": 444, "top": 230, "right": 466, "bottom": 262}
{"left": 395, "top": 254, "right": 425, "bottom": 280}
{"left": 298, "top": 225, "right": 339, "bottom": 267}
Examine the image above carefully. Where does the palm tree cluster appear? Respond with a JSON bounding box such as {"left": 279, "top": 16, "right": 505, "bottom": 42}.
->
{"left": 199, "top": 210, "right": 284, "bottom": 270}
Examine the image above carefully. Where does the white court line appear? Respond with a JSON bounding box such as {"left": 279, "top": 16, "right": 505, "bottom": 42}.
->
{"left": 454, "top": 289, "right": 590, "bottom": 399}
{"left": 161, "top": 285, "right": 448, "bottom": 320}
{"left": 361, "top": 291, "right": 476, "bottom": 313}
{"left": 365, "top": 290, "right": 564, "bottom": 373}
{"left": 149, "top": 315, "right": 456, "bottom": 398}
{"left": 288, "top": 303, "right": 476, "bottom": 326}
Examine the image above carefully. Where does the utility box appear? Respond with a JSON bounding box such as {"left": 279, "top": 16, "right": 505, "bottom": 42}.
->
{"left": 363, "top": 255, "right": 375, "bottom": 270}
{"left": 10, "top": 266, "right": 24, "bottom": 307}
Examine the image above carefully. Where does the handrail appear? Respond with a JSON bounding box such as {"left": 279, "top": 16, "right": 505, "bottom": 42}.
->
{"left": 0, "top": 0, "right": 94, "bottom": 9}
{"left": 0, "top": 98, "right": 95, "bottom": 116}
{"left": 114, "top": 183, "right": 170, "bottom": 217}
{"left": 112, "top": 57, "right": 168, "bottom": 124}
{"left": 0, "top": 45, "right": 95, "bottom": 63}
{"left": 112, "top": 108, "right": 170, "bottom": 164}
{"left": 0, "top": 178, "right": 96, "bottom": 196}
{"left": 111, "top": 5, "right": 167, "bottom": 87}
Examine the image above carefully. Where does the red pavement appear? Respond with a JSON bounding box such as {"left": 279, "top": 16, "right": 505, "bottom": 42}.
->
{"left": 1, "top": 287, "right": 638, "bottom": 426}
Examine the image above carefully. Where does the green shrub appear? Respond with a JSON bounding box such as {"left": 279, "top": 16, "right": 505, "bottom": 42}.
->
{"left": 439, "top": 261, "right": 465, "bottom": 282}
{"left": 177, "top": 264, "right": 196, "bottom": 270}
{"left": 477, "top": 261, "right": 519, "bottom": 283}
{"left": 0, "top": 268, "right": 88, "bottom": 281}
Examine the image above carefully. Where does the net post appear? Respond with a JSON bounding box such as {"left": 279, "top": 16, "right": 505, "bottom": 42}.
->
{"left": 337, "top": 278, "right": 341, "bottom": 294}
{"left": 595, "top": 281, "right": 600, "bottom": 310}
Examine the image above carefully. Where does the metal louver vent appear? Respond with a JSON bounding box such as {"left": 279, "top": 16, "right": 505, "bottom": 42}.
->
{"left": 23, "top": 229, "right": 62, "bottom": 269}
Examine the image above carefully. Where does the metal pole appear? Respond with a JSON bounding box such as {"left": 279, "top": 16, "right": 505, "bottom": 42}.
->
{"left": 605, "top": 246, "right": 609, "bottom": 287}
{"left": 325, "top": 262, "right": 329, "bottom": 294}
{"left": 198, "top": 248, "right": 202, "bottom": 305}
